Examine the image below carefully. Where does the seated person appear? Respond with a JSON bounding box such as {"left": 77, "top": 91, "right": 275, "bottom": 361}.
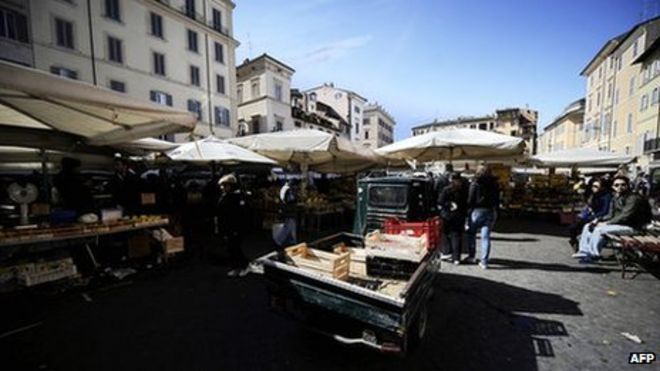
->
{"left": 568, "top": 179, "right": 612, "bottom": 250}
{"left": 573, "top": 175, "right": 652, "bottom": 262}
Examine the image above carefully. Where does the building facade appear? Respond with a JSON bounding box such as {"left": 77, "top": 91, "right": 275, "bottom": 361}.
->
{"left": 362, "top": 104, "right": 395, "bottom": 148}
{"left": 538, "top": 98, "right": 585, "bottom": 154}
{"left": 304, "top": 83, "right": 367, "bottom": 142}
{"left": 411, "top": 107, "right": 538, "bottom": 154}
{"left": 236, "top": 54, "right": 294, "bottom": 135}
{"left": 0, "top": 0, "right": 239, "bottom": 142}
{"left": 579, "top": 16, "right": 660, "bottom": 167}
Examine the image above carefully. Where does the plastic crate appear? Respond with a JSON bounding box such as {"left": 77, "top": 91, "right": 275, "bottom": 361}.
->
{"left": 383, "top": 216, "right": 442, "bottom": 250}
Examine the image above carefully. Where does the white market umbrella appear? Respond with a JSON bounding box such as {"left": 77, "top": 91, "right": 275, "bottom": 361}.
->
{"left": 116, "top": 138, "right": 180, "bottom": 155}
{"left": 0, "top": 61, "right": 197, "bottom": 148}
{"left": 376, "top": 128, "right": 526, "bottom": 163}
{"left": 166, "top": 136, "right": 277, "bottom": 165}
{"left": 227, "top": 129, "right": 382, "bottom": 173}
{"left": 530, "top": 148, "right": 635, "bottom": 167}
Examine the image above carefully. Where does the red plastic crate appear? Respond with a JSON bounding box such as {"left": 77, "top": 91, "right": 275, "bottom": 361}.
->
{"left": 383, "top": 216, "right": 443, "bottom": 250}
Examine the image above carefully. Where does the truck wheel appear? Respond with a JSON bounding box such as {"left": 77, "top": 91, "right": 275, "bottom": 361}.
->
{"left": 407, "top": 302, "right": 429, "bottom": 354}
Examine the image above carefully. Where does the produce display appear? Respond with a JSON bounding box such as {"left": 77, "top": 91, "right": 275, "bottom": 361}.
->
{"left": 503, "top": 174, "right": 585, "bottom": 214}
{"left": 0, "top": 215, "right": 169, "bottom": 245}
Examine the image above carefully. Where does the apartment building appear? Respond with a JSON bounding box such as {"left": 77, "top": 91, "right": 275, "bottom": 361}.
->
{"left": 362, "top": 104, "right": 395, "bottom": 148}
{"left": 236, "top": 54, "right": 294, "bottom": 135}
{"left": 411, "top": 107, "right": 538, "bottom": 154}
{"left": 580, "top": 16, "right": 660, "bottom": 166}
{"left": 635, "top": 38, "right": 660, "bottom": 165}
{"left": 0, "top": 0, "right": 239, "bottom": 142}
{"left": 538, "top": 98, "right": 585, "bottom": 154}
{"left": 304, "top": 83, "right": 367, "bottom": 142}
{"left": 290, "top": 89, "right": 350, "bottom": 139}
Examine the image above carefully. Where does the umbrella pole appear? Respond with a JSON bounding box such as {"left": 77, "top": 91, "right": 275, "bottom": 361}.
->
{"left": 40, "top": 148, "right": 50, "bottom": 204}
{"left": 300, "top": 162, "right": 309, "bottom": 196}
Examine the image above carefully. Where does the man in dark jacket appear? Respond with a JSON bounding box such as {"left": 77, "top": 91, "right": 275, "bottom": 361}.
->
{"left": 438, "top": 172, "right": 468, "bottom": 264}
{"left": 466, "top": 165, "right": 500, "bottom": 269}
{"left": 574, "top": 175, "right": 652, "bottom": 261}
{"left": 216, "top": 174, "right": 250, "bottom": 277}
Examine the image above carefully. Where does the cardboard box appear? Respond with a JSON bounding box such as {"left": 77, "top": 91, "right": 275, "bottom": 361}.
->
{"left": 151, "top": 228, "right": 184, "bottom": 255}
{"left": 30, "top": 203, "right": 51, "bottom": 216}
{"left": 140, "top": 193, "right": 156, "bottom": 205}
{"left": 101, "top": 208, "right": 123, "bottom": 222}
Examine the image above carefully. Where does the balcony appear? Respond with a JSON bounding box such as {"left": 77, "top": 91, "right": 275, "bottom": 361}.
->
{"left": 644, "top": 138, "right": 660, "bottom": 153}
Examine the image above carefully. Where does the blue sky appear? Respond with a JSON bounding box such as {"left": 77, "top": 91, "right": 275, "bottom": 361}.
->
{"left": 234, "top": 0, "right": 649, "bottom": 140}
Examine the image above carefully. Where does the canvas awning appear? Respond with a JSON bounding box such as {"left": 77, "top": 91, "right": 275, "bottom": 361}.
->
{"left": 227, "top": 129, "right": 383, "bottom": 173}
{"left": 530, "top": 148, "right": 635, "bottom": 167}
{"left": 376, "top": 128, "right": 526, "bottom": 162}
{"left": 0, "top": 61, "right": 196, "bottom": 149}
{"left": 166, "top": 136, "right": 277, "bottom": 165}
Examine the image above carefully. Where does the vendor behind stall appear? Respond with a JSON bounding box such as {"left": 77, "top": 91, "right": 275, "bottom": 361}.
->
{"left": 109, "top": 157, "right": 141, "bottom": 214}
{"left": 53, "top": 157, "right": 93, "bottom": 214}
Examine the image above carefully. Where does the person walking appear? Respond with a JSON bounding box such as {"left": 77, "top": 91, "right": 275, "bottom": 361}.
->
{"left": 216, "top": 174, "right": 250, "bottom": 277}
{"left": 568, "top": 179, "right": 612, "bottom": 250}
{"left": 438, "top": 172, "right": 468, "bottom": 265}
{"left": 273, "top": 180, "right": 298, "bottom": 248}
{"left": 574, "top": 175, "right": 652, "bottom": 262}
{"left": 466, "top": 165, "right": 500, "bottom": 269}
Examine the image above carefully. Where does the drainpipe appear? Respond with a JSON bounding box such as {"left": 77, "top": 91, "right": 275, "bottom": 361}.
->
{"left": 86, "top": 0, "right": 97, "bottom": 85}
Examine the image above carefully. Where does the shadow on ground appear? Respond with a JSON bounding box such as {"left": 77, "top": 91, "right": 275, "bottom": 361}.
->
{"left": 494, "top": 216, "right": 569, "bottom": 238}
{"left": 0, "top": 266, "right": 583, "bottom": 371}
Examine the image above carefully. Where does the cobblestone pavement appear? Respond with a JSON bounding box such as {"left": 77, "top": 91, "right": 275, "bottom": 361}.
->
{"left": 1, "top": 218, "right": 658, "bottom": 371}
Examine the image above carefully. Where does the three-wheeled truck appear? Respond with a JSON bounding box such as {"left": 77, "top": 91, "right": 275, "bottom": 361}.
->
{"left": 256, "top": 175, "right": 441, "bottom": 355}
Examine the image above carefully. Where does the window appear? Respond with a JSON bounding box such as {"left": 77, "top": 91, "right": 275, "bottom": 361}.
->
{"left": 237, "top": 84, "right": 243, "bottom": 103}
{"left": 627, "top": 113, "right": 633, "bottom": 133}
{"left": 212, "top": 8, "right": 222, "bottom": 32}
{"left": 251, "top": 79, "right": 260, "bottom": 98}
{"left": 479, "top": 123, "right": 487, "bottom": 130}
{"left": 355, "top": 122, "right": 359, "bottom": 134}
{"left": 612, "top": 120, "right": 617, "bottom": 138}
{"left": 185, "top": 0, "right": 196, "bottom": 19}
{"left": 50, "top": 66, "right": 77, "bottom": 80}
{"left": 214, "top": 42, "right": 224, "bottom": 63}
{"left": 274, "top": 80, "right": 283, "bottom": 101}
{"left": 587, "top": 96, "right": 591, "bottom": 111}
{"left": 354, "top": 106, "right": 360, "bottom": 114}
{"left": 653, "top": 88, "right": 659, "bottom": 105}
{"left": 153, "top": 52, "right": 165, "bottom": 76}
{"left": 309, "top": 92, "right": 316, "bottom": 101}
{"left": 641, "top": 95, "right": 649, "bottom": 111}
{"left": 216, "top": 74, "right": 225, "bottom": 94}
{"left": 150, "top": 90, "right": 172, "bottom": 106}
{"left": 189, "top": 65, "right": 200, "bottom": 86}
{"left": 625, "top": 146, "right": 631, "bottom": 155}
{"left": 187, "top": 29, "right": 198, "bottom": 52}
{"left": 633, "top": 39, "right": 639, "bottom": 57}
{"left": 109, "top": 80, "right": 125, "bottom": 93}
{"left": 629, "top": 77, "right": 636, "bottom": 96}
{"left": 365, "top": 130, "right": 369, "bottom": 139}
{"left": 607, "top": 82, "right": 612, "bottom": 99}
{"left": 275, "top": 120, "right": 283, "bottom": 131}
{"left": 295, "top": 121, "right": 301, "bottom": 128}
{"left": 55, "top": 18, "right": 74, "bottom": 49}
{"left": 614, "top": 88, "right": 619, "bottom": 105}
{"left": 214, "top": 106, "right": 230, "bottom": 126}
{"left": 369, "top": 186, "right": 407, "bottom": 208}
{"left": 150, "top": 13, "right": 163, "bottom": 38}
{"left": 596, "top": 92, "right": 601, "bottom": 107}
{"left": 0, "top": 8, "right": 29, "bottom": 43}
{"left": 107, "top": 36, "right": 123, "bottom": 63}
{"left": 187, "top": 99, "right": 202, "bottom": 120}
{"left": 105, "top": 0, "right": 121, "bottom": 21}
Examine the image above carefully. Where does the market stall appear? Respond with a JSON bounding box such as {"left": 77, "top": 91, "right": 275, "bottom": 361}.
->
{"left": 0, "top": 62, "right": 198, "bottom": 290}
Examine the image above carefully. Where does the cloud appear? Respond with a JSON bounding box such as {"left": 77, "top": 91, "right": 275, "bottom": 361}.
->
{"left": 297, "top": 35, "right": 373, "bottom": 65}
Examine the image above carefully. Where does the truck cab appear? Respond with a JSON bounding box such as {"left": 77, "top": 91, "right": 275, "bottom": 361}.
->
{"left": 353, "top": 175, "right": 437, "bottom": 235}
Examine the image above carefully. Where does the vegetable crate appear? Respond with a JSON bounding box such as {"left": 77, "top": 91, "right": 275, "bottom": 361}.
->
{"left": 285, "top": 243, "right": 350, "bottom": 280}
{"left": 383, "top": 217, "right": 442, "bottom": 250}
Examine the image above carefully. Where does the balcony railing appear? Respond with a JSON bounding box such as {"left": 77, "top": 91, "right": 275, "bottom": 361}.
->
{"left": 643, "top": 138, "right": 660, "bottom": 153}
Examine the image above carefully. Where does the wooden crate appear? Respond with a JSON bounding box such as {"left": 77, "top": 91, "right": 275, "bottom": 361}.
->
{"left": 334, "top": 244, "right": 368, "bottom": 277}
{"left": 285, "top": 243, "right": 349, "bottom": 280}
